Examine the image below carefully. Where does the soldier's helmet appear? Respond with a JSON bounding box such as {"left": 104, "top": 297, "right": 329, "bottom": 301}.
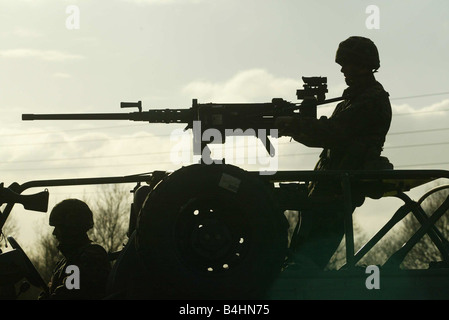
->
{"left": 335, "top": 36, "right": 380, "bottom": 71}
{"left": 49, "top": 198, "right": 94, "bottom": 233}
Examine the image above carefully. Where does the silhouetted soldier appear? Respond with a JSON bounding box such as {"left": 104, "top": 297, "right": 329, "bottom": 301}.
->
{"left": 276, "top": 36, "right": 392, "bottom": 268}
{"left": 39, "top": 199, "right": 111, "bottom": 299}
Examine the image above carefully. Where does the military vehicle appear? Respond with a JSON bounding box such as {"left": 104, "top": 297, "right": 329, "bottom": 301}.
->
{"left": 1, "top": 77, "right": 449, "bottom": 299}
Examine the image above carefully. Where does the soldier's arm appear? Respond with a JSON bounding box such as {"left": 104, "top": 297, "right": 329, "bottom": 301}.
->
{"left": 291, "top": 95, "right": 389, "bottom": 148}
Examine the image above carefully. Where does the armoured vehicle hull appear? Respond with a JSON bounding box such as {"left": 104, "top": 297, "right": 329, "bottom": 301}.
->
{"left": 2, "top": 165, "right": 449, "bottom": 299}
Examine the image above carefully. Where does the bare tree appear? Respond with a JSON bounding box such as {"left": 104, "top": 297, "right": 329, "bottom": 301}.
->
{"left": 400, "top": 186, "right": 449, "bottom": 269}
{"left": 327, "top": 220, "right": 373, "bottom": 270}
{"left": 32, "top": 231, "right": 61, "bottom": 283}
{"left": 0, "top": 211, "right": 19, "bottom": 251}
{"left": 339, "top": 184, "right": 449, "bottom": 270}
{"left": 326, "top": 207, "right": 420, "bottom": 270}
{"left": 87, "top": 184, "right": 131, "bottom": 253}
{"left": 284, "top": 209, "right": 390, "bottom": 270}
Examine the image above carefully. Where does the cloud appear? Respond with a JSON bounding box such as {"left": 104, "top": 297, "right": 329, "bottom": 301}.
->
{"left": 420, "top": 98, "right": 449, "bottom": 113}
{"left": 52, "top": 73, "right": 72, "bottom": 79}
{"left": 392, "top": 98, "right": 449, "bottom": 116}
{"left": 0, "top": 49, "right": 84, "bottom": 61}
{"left": 0, "top": 125, "right": 181, "bottom": 186}
{"left": 12, "top": 28, "right": 43, "bottom": 38}
{"left": 391, "top": 102, "right": 415, "bottom": 115}
{"left": 182, "top": 69, "right": 300, "bottom": 103}
{"left": 120, "top": 0, "right": 204, "bottom": 4}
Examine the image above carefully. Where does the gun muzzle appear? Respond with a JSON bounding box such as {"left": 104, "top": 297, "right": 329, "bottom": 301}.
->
{"left": 22, "top": 114, "right": 35, "bottom": 121}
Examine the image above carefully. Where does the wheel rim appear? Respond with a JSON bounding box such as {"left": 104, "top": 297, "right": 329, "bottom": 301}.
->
{"left": 174, "top": 196, "right": 251, "bottom": 275}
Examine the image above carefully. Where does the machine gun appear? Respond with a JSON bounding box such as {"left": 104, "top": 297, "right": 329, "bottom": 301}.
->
{"left": 22, "top": 77, "right": 344, "bottom": 163}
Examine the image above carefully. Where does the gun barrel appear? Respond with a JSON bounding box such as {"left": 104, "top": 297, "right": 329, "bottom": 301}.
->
{"left": 22, "top": 109, "right": 193, "bottom": 123}
{"left": 22, "top": 113, "right": 133, "bottom": 121}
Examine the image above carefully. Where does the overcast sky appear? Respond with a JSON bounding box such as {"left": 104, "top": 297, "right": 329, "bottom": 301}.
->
{"left": 1, "top": 0, "right": 449, "bottom": 246}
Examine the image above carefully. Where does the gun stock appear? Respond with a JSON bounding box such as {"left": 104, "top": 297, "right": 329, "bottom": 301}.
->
{"left": 0, "top": 184, "right": 49, "bottom": 213}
